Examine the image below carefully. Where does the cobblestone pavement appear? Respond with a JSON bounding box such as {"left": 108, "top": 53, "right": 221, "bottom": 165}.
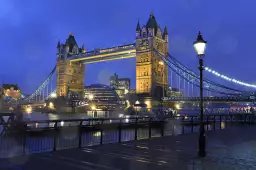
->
{"left": 1, "top": 126, "right": 256, "bottom": 170}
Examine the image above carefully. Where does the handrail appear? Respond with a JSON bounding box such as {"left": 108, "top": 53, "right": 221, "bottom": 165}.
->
{"left": 1, "top": 113, "right": 253, "bottom": 126}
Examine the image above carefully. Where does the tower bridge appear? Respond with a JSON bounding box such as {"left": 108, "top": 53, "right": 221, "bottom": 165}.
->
{"left": 20, "top": 13, "right": 256, "bottom": 109}
{"left": 55, "top": 13, "right": 169, "bottom": 106}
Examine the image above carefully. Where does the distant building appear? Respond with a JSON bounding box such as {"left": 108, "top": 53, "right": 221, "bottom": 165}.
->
{"left": 110, "top": 73, "right": 130, "bottom": 98}
{"left": 2, "top": 84, "right": 21, "bottom": 100}
{"left": 167, "top": 88, "right": 184, "bottom": 98}
{"left": 84, "top": 84, "right": 122, "bottom": 111}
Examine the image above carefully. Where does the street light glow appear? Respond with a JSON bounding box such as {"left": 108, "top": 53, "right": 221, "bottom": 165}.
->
{"left": 175, "top": 104, "right": 180, "bottom": 110}
{"left": 91, "top": 105, "right": 96, "bottom": 110}
{"left": 88, "top": 94, "right": 94, "bottom": 100}
{"left": 158, "top": 61, "right": 164, "bottom": 65}
{"left": 50, "top": 92, "right": 57, "bottom": 98}
{"left": 26, "top": 106, "right": 32, "bottom": 114}
{"left": 193, "top": 31, "right": 207, "bottom": 57}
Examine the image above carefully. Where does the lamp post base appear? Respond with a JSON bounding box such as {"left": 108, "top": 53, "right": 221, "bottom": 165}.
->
{"left": 198, "top": 135, "right": 206, "bottom": 157}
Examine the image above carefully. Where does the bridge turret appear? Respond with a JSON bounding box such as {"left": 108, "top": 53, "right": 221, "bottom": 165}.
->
{"left": 81, "top": 43, "right": 86, "bottom": 54}
{"left": 163, "top": 26, "right": 168, "bottom": 42}
{"left": 63, "top": 43, "right": 69, "bottom": 59}
{"left": 56, "top": 41, "right": 62, "bottom": 57}
{"left": 136, "top": 20, "right": 141, "bottom": 38}
{"left": 64, "top": 32, "right": 79, "bottom": 58}
{"left": 146, "top": 12, "right": 158, "bottom": 36}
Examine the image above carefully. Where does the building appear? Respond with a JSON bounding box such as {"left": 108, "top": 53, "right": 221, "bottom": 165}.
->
{"left": 110, "top": 73, "right": 130, "bottom": 98}
{"left": 167, "top": 88, "right": 184, "bottom": 98}
{"left": 2, "top": 84, "right": 21, "bottom": 100}
{"left": 84, "top": 84, "right": 122, "bottom": 111}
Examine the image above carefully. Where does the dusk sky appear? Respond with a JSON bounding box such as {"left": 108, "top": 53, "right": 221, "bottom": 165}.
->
{"left": 1, "top": 0, "right": 256, "bottom": 94}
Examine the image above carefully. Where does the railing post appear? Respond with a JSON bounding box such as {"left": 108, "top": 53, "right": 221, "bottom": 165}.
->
{"left": 148, "top": 118, "right": 152, "bottom": 138}
{"left": 23, "top": 124, "right": 27, "bottom": 154}
{"left": 213, "top": 115, "right": 216, "bottom": 131}
{"left": 219, "top": 115, "right": 222, "bottom": 129}
{"left": 135, "top": 118, "right": 138, "bottom": 140}
{"left": 244, "top": 114, "right": 246, "bottom": 124}
{"left": 161, "top": 117, "right": 165, "bottom": 136}
{"left": 100, "top": 120, "right": 103, "bottom": 145}
{"left": 206, "top": 115, "right": 209, "bottom": 131}
{"left": 118, "top": 119, "right": 122, "bottom": 142}
{"left": 53, "top": 121, "right": 57, "bottom": 151}
{"left": 225, "top": 114, "right": 228, "bottom": 128}
{"left": 182, "top": 116, "right": 185, "bottom": 134}
{"left": 78, "top": 121, "right": 83, "bottom": 148}
{"left": 191, "top": 116, "right": 194, "bottom": 133}
{"left": 250, "top": 114, "right": 252, "bottom": 125}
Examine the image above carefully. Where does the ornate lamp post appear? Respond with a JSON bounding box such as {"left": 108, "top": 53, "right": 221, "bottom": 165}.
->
{"left": 193, "top": 31, "right": 207, "bottom": 157}
{"left": 159, "top": 61, "right": 165, "bottom": 113}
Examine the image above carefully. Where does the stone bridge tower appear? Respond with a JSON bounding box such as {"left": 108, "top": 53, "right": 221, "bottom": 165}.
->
{"left": 135, "top": 13, "right": 169, "bottom": 101}
{"left": 56, "top": 33, "right": 85, "bottom": 98}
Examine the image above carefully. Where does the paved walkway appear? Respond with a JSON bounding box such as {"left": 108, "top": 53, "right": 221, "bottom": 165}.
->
{"left": 1, "top": 126, "right": 256, "bottom": 170}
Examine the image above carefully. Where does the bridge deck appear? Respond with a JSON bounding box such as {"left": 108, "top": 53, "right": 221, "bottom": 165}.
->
{"left": 70, "top": 44, "right": 136, "bottom": 63}
{"left": 1, "top": 126, "right": 256, "bottom": 170}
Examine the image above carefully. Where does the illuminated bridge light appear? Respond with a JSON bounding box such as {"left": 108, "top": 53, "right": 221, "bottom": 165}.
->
{"left": 205, "top": 66, "right": 256, "bottom": 88}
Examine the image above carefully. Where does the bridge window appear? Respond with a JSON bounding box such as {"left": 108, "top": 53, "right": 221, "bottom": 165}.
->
{"left": 59, "top": 69, "right": 65, "bottom": 74}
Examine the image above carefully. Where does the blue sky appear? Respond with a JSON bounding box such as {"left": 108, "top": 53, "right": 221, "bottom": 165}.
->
{"left": 1, "top": 0, "right": 256, "bottom": 94}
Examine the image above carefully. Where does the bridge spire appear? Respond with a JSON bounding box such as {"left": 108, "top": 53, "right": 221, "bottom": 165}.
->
{"left": 163, "top": 25, "right": 168, "bottom": 40}
{"left": 57, "top": 41, "right": 61, "bottom": 48}
{"left": 146, "top": 12, "right": 158, "bottom": 35}
{"left": 163, "top": 26, "right": 168, "bottom": 35}
{"left": 81, "top": 43, "right": 86, "bottom": 53}
{"left": 136, "top": 19, "right": 141, "bottom": 31}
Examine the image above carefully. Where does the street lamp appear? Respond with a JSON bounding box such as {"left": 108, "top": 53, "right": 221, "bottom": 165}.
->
{"left": 194, "top": 31, "right": 207, "bottom": 157}
{"left": 159, "top": 60, "right": 165, "bottom": 113}
{"left": 159, "top": 61, "right": 164, "bottom": 98}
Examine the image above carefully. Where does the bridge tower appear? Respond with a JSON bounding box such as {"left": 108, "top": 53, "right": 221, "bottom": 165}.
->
{"left": 56, "top": 33, "right": 85, "bottom": 98}
{"left": 135, "top": 13, "right": 169, "bottom": 103}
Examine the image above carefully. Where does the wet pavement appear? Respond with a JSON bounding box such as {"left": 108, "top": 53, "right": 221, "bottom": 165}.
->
{"left": 1, "top": 125, "right": 256, "bottom": 170}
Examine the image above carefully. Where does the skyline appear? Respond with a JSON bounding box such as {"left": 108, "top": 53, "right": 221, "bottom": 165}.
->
{"left": 1, "top": 0, "right": 256, "bottom": 94}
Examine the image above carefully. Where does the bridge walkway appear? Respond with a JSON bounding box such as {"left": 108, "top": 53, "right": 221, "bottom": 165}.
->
{"left": 1, "top": 125, "right": 256, "bottom": 170}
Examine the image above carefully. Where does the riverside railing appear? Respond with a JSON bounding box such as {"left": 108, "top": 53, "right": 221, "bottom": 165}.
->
{"left": 0, "top": 113, "right": 255, "bottom": 158}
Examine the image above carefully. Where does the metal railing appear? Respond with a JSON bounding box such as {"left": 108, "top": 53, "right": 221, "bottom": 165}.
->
{"left": 0, "top": 113, "right": 255, "bottom": 158}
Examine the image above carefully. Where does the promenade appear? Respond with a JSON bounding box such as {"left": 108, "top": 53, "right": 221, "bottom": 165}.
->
{"left": 1, "top": 125, "right": 256, "bottom": 170}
